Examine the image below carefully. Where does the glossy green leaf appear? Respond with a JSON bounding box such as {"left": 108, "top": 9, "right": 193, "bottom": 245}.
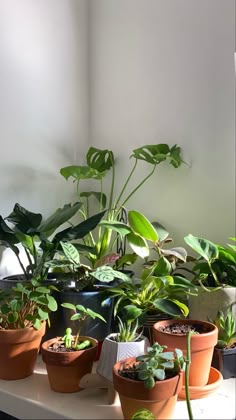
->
{"left": 99, "top": 220, "right": 132, "bottom": 237}
{"left": 184, "top": 234, "right": 218, "bottom": 263}
{"left": 39, "top": 202, "right": 82, "bottom": 236}
{"left": 152, "top": 298, "right": 184, "bottom": 316}
{"left": 6, "top": 203, "right": 42, "bottom": 233}
{"left": 60, "top": 241, "right": 80, "bottom": 265}
{"left": 60, "top": 165, "right": 106, "bottom": 180}
{"left": 126, "top": 232, "right": 149, "bottom": 258}
{"left": 86, "top": 147, "right": 114, "bottom": 172}
{"left": 128, "top": 211, "right": 158, "bottom": 242}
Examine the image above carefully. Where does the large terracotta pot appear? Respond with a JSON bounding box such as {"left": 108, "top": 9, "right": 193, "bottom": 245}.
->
{"left": 97, "top": 333, "right": 149, "bottom": 382}
{"left": 41, "top": 336, "right": 98, "bottom": 392}
{"left": 0, "top": 322, "right": 46, "bottom": 380}
{"left": 153, "top": 319, "right": 218, "bottom": 386}
{"left": 113, "top": 357, "right": 183, "bottom": 420}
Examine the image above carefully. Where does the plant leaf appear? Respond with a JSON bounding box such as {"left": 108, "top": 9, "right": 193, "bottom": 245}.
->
{"left": 128, "top": 211, "right": 159, "bottom": 242}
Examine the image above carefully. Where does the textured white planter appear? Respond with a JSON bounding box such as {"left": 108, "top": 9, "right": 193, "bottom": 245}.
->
{"left": 188, "top": 286, "right": 236, "bottom": 321}
{"left": 96, "top": 333, "right": 149, "bottom": 382}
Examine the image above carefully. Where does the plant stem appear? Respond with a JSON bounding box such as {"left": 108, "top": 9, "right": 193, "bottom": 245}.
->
{"left": 108, "top": 153, "right": 115, "bottom": 210}
{"left": 185, "top": 331, "right": 194, "bottom": 420}
{"left": 119, "top": 164, "right": 157, "bottom": 210}
{"left": 114, "top": 159, "right": 138, "bottom": 209}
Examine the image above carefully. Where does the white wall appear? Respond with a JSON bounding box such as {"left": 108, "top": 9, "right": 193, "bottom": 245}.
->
{"left": 0, "top": 0, "right": 89, "bottom": 275}
{"left": 0, "top": 0, "right": 235, "bottom": 275}
{"left": 90, "top": 0, "right": 235, "bottom": 246}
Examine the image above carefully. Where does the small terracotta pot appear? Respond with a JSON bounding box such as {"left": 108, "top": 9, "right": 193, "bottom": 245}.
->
{"left": 113, "top": 357, "right": 183, "bottom": 420}
{"left": 153, "top": 319, "right": 218, "bottom": 387}
{"left": 41, "top": 336, "right": 98, "bottom": 392}
{"left": 0, "top": 322, "right": 46, "bottom": 380}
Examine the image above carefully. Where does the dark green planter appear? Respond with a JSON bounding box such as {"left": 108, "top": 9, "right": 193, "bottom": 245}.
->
{"left": 212, "top": 346, "right": 236, "bottom": 379}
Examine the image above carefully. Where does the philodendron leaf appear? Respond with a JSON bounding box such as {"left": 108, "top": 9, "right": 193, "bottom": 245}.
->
{"left": 152, "top": 298, "right": 184, "bottom": 317}
{"left": 54, "top": 210, "right": 106, "bottom": 242}
{"left": 151, "top": 221, "right": 169, "bottom": 242}
{"left": 38, "top": 202, "right": 82, "bottom": 237}
{"left": 86, "top": 147, "right": 114, "bottom": 172}
{"left": 128, "top": 211, "right": 159, "bottom": 242}
{"left": 60, "top": 165, "right": 106, "bottom": 180}
{"left": 184, "top": 234, "right": 218, "bottom": 263}
{"left": 126, "top": 232, "right": 149, "bottom": 258}
{"left": 152, "top": 257, "right": 172, "bottom": 276}
{"left": 6, "top": 203, "right": 42, "bottom": 233}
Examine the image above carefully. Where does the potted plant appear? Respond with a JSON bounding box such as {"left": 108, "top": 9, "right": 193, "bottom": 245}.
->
{"left": 152, "top": 318, "right": 218, "bottom": 387}
{"left": 107, "top": 211, "right": 197, "bottom": 342}
{"left": 0, "top": 202, "right": 106, "bottom": 284}
{"left": 60, "top": 144, "right": 186, "bottom": 269}
{"left": 183, "top": 234, "right": 236, "bottom": 320}
{"left": 45, "top": 241, "right": 129, "bottom": 342}
{"left": 97, "top": 304, "right": 149, "bottom": 382}
{"left": 41, "top": 302, "right": 106, "bottom": 393}
{"left": 113, "top": 342, "right": 184, "bottom": 420}
{"left": 0, "top": 278, "right": 58, "bottom": 380}
{"left": 211, "top": 306, "right": 236, "bottom": 379}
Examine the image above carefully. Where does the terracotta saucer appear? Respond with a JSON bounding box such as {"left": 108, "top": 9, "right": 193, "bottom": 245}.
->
{"left": 178, "top": 367, "right": 223, "bottom": 400}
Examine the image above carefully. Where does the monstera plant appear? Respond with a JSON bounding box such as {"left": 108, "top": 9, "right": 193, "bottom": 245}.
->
{"left": 60, "top": 144, "right": 186, "bottom": 269}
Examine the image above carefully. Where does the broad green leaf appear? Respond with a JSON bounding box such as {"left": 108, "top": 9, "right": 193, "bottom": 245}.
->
{"left": 161, "top": 247, "right": 187, "bottom": 262}
{"left": 60, "top": 241, "right": 80, "bottom": 265}
{"left": 8, "top": 312, "right": 18, "bottom": 323}
{"left": 172, "top": 276, "right": 198, "bottom": 290}
{"left": 86, "top": 147, "right": 114, "bottom": 172}
{"left": 53, "top": 210, "right": 106, "bottom": 242}
{"left": 61, "top": 302, "right": 77, "bottom": 311}
{"left": 46, "top": 295, "right": 58, "bottom": 312}
{"left": 153, "top": 298, "right": 184, "bottom": 317}
{"left": 35, "top": 286, "right": 50, "bottom": 294}
{"left": 33, "top": 319, "right": 42, "bottom": 330}
{"left": 39, "top": 202, "right": 82, "bottom": 236}
{"left": 154, "top": 369, "right": 166, "bottom": 380}
{"left": 127, "top": 232, "right": 149, "bottom": 258}
{"left": 151, "top": 221, "right": 169, "bottom": 242}
{"left": 152, "top": 257, "right": 172, "bottom": 276}
{"left": 6, "top": 203, "right": 42, "bottom": 233}
{"left": 60, "top": 165, "right": 106, "bottom": 180}
{"left": 86, "top": 308, "right": 106, "bottom": 322}
{"left": 38, "top": 307, "right": 49, "bottom": 320}
{"left": 184, "top": 234, "right": 218, "bottom": 263}
{"left": 121, "top": 305, "right": 142, "bottom": 322}
{"left": 0, "top": 216, "right": 20, "bottom": 245}
{"left": 128, "top": 211, "right": 159, "bottom": 242}
{"left": 99, "top": 220, "right": 132, "bottom": 237}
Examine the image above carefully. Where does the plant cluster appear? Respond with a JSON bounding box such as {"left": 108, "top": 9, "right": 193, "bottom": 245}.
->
{"left": 211, "top": 307, "right": 236, "bottom": 349}
{"left": 60, "top": 144, "right": 186, "bottom": 269}
{"left": 184, "top": 235, "right": 236, "bottom": 288}
{"left": 45, "top": 241, "right": 129, "bottom": 292}
{"left": 119, "top": 342, "right": 184, "bottom": 389}
{"left": 0, "top": 202, "right": 106, "bottom": 281}
{"left": 0, "top": 279, "right": 58, "bottom": 330}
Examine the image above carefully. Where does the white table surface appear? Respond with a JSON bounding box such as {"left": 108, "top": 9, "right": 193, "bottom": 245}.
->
{"left": 0, "top": 356, "right": 235, "bottom": 420}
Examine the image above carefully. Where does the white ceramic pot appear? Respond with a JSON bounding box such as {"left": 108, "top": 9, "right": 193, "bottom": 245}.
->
{"left": 96, "top": 333, "right": 149, "bottom": 382}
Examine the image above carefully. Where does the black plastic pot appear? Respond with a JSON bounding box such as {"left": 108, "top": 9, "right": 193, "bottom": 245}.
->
{"left": 54, "top": 289, "right": 114, "bottom": 342}
{"left": 211, "top": 346, "right": 236, "bottom": 379}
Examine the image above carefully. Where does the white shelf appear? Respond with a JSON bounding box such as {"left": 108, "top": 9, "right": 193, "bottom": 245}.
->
{"left": 0, "top": 356, "right": 235, "bottom": 420}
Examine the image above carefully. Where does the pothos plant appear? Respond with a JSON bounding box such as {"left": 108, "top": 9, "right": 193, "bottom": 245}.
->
{"left": 0, "top": 279, "right": 58, "bottom": 330}
{"left": 108, "top": 211, "right": 197, "bottom": 318}
{"left": 60, "top": 302, "right": 106, "bottom": 350}
{"left": 0, "top": 202, "right": 106, "bottom": 281}
{"left": 60, "top": 144, "right": 186, "bottom": 269}
{"left": 184, "top": 235, "right": 236, "bottom": 288}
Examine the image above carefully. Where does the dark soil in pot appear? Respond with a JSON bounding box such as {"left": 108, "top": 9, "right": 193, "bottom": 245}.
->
{"left": 157, "top": 322, "right": 211, "bottom": 335}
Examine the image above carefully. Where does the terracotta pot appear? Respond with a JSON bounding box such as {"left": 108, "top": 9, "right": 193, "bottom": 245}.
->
{"left": 153, "top": 319, "right": 218, "bottom": 386}
{"left": 0, "top": 322, "right": 46, "bottom": 380}
{"left": 97, "top": 333, "right": 149, "bottom": 382}
{"left": 41, "top": 336, "right": 98, "bottom": 392}
{"left": 113, "top": 357, "right": 183, "bottom": 420}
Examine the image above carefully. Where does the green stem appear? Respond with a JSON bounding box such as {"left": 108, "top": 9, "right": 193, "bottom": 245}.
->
{"left": 185, "top": 331, "right": 194, "bottom": 420}
{"left": 119, "top": 164, "right": 157, "bottom": 210}
{"left": 114, "top": 159, "right": 138, "bottom": 209}
{"left": 108, "top": 154, "right": 115, "bottom": 210}
{"left": 209, "top": 262, "right": 220, "bottom": 286}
